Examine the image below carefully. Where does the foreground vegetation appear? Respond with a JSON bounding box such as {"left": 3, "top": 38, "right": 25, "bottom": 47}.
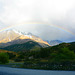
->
{"left": 0, "top": 42, "right": 75, "bottom": 70}
{"left": 0, "top": 52, "right": 9, "bottom": 64}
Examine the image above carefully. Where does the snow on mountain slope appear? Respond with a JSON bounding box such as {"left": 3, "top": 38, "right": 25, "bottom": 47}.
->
{"left": 46, "top": 40, "right": 63, "bottom": 46}
{"left": 0, "top": 29, "right": 50, "bottom": 47}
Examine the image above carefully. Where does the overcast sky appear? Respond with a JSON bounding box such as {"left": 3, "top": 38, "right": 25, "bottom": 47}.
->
{"left": 0, "top": 0, "right": 75, "bottom": 42}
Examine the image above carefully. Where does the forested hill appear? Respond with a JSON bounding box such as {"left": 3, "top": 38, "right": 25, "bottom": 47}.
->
{"left": 1, "top": 41, "right": 41, "bottom": 52}
{"left": 0, "top": 42, "right": 75, "bottom": 70}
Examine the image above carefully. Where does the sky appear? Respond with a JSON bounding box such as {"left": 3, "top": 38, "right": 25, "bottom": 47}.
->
{"left": 0, "top": 0, "right": 75, "bottom": 42}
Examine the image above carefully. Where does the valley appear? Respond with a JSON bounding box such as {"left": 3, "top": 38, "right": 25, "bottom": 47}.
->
{"left": 0, "top": 42, "right": 75, "bottom": 70}
{"left": 0, "top": 30, "right": 75, "bottom": 71}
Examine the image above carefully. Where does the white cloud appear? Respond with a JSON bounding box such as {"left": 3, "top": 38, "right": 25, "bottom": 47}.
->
{"left": 0, "top": 0, "right": 75, "bottom": 41}
{"left": 0, "top": 0, "right": 75, "bottom": 24}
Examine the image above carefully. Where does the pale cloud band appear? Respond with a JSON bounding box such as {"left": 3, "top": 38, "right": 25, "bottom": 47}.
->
{"left": 0, "top": 0, "right": 75, "bottom": 42}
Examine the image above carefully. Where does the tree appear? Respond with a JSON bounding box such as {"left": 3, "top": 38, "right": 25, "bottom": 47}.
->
{"left": 0, "top": 52, "right": 9, "bottom": 64}
{"left": 50, "top": 47, "right": 75, "bottom": 62}
{"left": 7, "top": 52, "right": 16, "bottom": 59}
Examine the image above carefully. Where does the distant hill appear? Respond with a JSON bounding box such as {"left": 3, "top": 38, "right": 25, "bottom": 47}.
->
{"left": 70, "top": 42, "right": 75, "bottom": 45}
{"left": 45, "top": 40, "right": 63, "bottom": 46}
{"left": 50, "top": 42, "right": 75, "bottom": 52}
{"left": 69, "top": 42, "right": 75, "bottom": 52}
{"left": 1, "top": 41, "right": 42, "bottom": 52}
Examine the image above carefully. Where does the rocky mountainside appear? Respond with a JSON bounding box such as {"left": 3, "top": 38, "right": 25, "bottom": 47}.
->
{"left": 0, "top": 29, "right": 50, "bottom": 48}
{"left": 46, "top": 40, "right": 63, "bottom": 46}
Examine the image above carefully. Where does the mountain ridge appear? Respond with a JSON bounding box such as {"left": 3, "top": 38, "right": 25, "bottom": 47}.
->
{"left": 45, "top": 40, "right": 63, "bottom": 46}
{"left": 0, "top": 29, "right": 50, "bottom": 48}
{"left": 1, "top": 41, "right": 42, "bottom": 52}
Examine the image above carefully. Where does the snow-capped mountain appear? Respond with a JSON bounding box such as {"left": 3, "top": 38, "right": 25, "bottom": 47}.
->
{"left": 46, "top": 40, "right": 63, "bottom": 46}
{"left": 0, "top": 29, "right": 50, "bottom": 48}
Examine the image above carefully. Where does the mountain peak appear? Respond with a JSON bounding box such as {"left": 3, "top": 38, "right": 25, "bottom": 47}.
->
{"left": 4, "top": 29, "right": 33, "bottom": 36}
{"left": 0, "top": 29, "right": 50, "bottom": 47}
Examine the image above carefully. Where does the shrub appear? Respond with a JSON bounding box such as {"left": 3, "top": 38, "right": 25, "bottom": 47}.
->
{"left": 0, "top": 52, "right": 9, "bottom": 64}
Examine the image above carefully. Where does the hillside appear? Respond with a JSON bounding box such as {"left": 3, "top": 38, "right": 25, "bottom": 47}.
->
{"left": 2, "top": 41, "right": 42, "bottom": 52}
{"left": 69, "top": 42, "right": 75, "bottom": 52}
{"left": 0, "top": 42, "right": 75, "bottom": 70}
{"left": 0, "top": 29, "right": 50, "bottom": 48}
{"left": 0, "top": 49, "right": 15, "bottom": 53}
{"left": 16, "top": 42, "right": 75, "bottom": 70}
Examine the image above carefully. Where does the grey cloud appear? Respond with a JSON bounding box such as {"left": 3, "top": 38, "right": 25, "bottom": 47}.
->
{"left": 0, "top": 0, "right": 75, "bottom": 42}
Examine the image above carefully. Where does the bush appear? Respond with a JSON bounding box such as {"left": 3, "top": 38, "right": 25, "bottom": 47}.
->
{"left": 14, "top": 58, "right": 22, "bottom": 62}
{"left": 0, "top": 52, "right": 9, "bottom": 64}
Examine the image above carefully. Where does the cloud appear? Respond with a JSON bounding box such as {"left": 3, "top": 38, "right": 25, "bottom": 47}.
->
{"left": 0, "top": 0, "right": 74, "bottom": 24}
{"left": 12, "top": 24, "right": 75, "bottom": 42}
{"left": 0, "top": 0, "right": 75, "bottom": 42}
